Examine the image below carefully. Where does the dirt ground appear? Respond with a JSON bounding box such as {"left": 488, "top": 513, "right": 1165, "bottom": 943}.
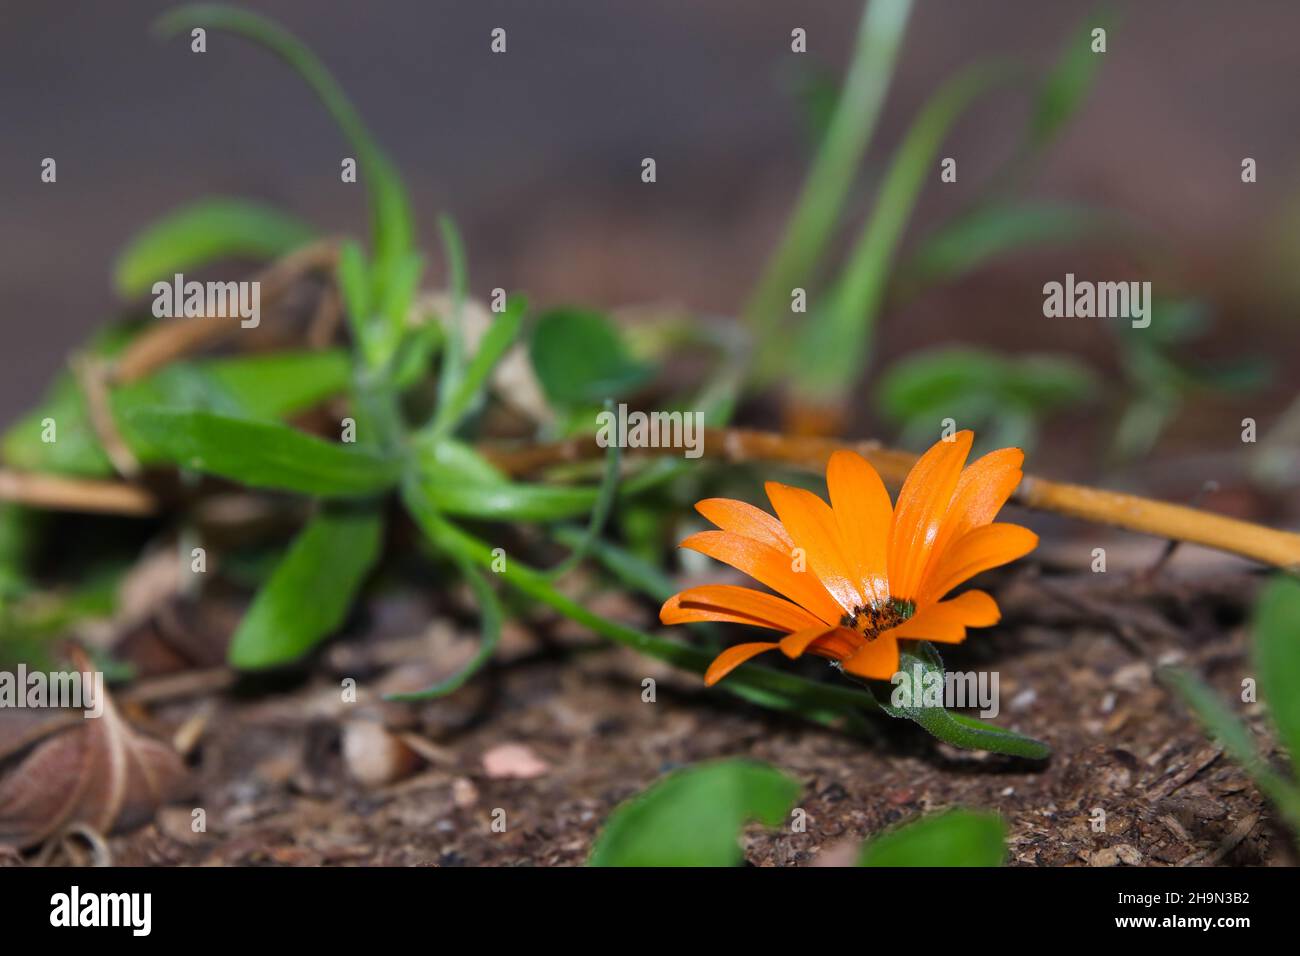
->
{"left": 54, "top": 534, "right": 1288, "bottom": 869}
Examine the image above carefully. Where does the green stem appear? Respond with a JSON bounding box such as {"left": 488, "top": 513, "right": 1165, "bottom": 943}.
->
{"left": 402, "top": 482, "right": 881, "bottom": 719}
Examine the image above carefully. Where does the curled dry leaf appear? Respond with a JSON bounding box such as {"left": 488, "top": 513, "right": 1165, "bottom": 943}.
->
{"left": 0, "top": 661, "right": 188, "bottom": 850}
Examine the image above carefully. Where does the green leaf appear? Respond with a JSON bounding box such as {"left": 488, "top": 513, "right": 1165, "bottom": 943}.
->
{"left": 589, "top": 759, "right": 800, "bottom": 866}
{"left": 529, "top": 309, "right": 651, "bottom": 407}
{"left": 796, "top": 61, "right": 1016, "bottom": 400}
{"left": 2, "top": 373, "right": 115, "bottom": 477}
{"left": 1159, "top": 665, "right": 1300, "bottom": 833}
{"left": 384, "top": 558, "right": 501, "bottom": 701}
{"left": 228, "top": 506, "right": 383, "bottom": 668}
{"left": 858, "top": 809, "right": 1006, "bottom": 866}
{"left": 194, "top": 350, "right": 352, "bottom": 419}
{"left": 879, "top": 348, "right": 1094, "bottom": 421}
{"left": 1253, "top": 575, "right": 1300, "bottom": 775}
{"left": 415, "top": 437, "right": 509, "bottom": 484}
{"left": 415, "top": 476, "right": 600, "bottom": 522}
{"left": 113, "top": 197, "right": 315, "bottom": 298}
{"left": 337, "top": 239, "right": 375, "bottom": 359}
{"left": 877, "top": 348, "right": 1094, "bottom": 454}
{"left": 432, "top": 216, "right": 470, "bottom": 405}
{"left": 125, "top": 408, "right": 400, "bottom": 497}
{"left": 899, "top": 203, "right": 1108, "bottom": 295}
{"left": 2, "top": 351, "right": 352, "bottom": 478}
{"left": 1031, "top": 8, "right": 1111, "bottom": 150}
{"left": 883, "top": 642, "right": 1051, "bottom": 759}
{"left": 154, "top": 5, "right": 414, "bottom": 280}
{"left": 747, "top": 0, "right": 914, "bottom": 362}
{"left": 431, "top": 294, "right": 527, "bottom": 438}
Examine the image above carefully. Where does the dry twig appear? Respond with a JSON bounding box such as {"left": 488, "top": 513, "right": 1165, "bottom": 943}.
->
{"left": 480, "top": 428, "right": 1300, "bottom": 570}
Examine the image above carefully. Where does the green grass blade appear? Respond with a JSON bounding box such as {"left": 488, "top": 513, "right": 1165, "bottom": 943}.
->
{"left": 747, "top": 0, "right": 914, "bottom": 361}
{"left": 1160, "top": 666, "right": 1300, "bottom": 833}
{"left": 795, "top": 61, "right": 1015, "bottom": 402}
{"left": 896, "top": 202, "right": 1110, "bottom": 296}
{"left": 431, "top": 294, "right": 527, "bottom": 439}
{"left": 858, "top": 809, "right": 1006, "bottom": 866}
{"left": 546, "top": 401, "right": 622, "bottom": 579}
{"left": 2, "top": 351, "right": 352, "bottom": 478}
{"left": 1031, "top": 7, "right": 1112, "bottom": 151}
{"left": 384, "top": 558, "right": 502, "bottom": 701}
{"left": 1253, "top": 575, "right": 1300, "bottom": 777}
{"left": 154, "top": 5, "right": 413, "bottom": 273}
{"left": 125, "top": 408, "right": 400, "bottom": 497}
{"left": 113, "top": 197, "right": 316, "bottom": 298}
{"left": 228, "top": 505, "right": 383, "bottom": 668}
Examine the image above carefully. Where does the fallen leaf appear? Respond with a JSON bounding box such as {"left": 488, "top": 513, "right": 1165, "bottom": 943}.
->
{"left": 0, "top": 653, "right": 188, "bottom": 850}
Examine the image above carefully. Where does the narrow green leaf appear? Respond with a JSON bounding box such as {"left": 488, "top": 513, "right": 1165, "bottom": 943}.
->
{"left": 113, "top": 197, "right": 315, "bottom": 298}
{"left": 898, "top": 202, "right": 1109, "bottom": 295}
{"left": 391, "top": 321, "right": 445, "bottom": 391}
{"left": 1254, "top": 575, "right": 1300, "bottom": 774}
{"left": 1031, "top": 8, "right": 1111, "bottom": 150}
{"left": 747, "top": 0, "right": 914, "bottom": 361}
{"left": 196, "top": 350, "right": 352, "bottom": 419}
{"left": 384, "top": 558, "right": 501, "bottom": 701}
{"left": 529, "top": 309, "right": 650, "bottom": 408}
{"left": 796, "top": 61, "right": 1015, "bottom": 401}
{"left": 417, "top": 478, "right": 600, "bottom": 522}
{"left": 589, "top": 759, "right": 800, "bottom": 866}
{"left": 883, "top": 642, "right": 1051, "bottom": 759}
{"left": 154, "top": 5, "right": 413, "bottom": 276}
{"left": 877, "top": 347, "right": 1095, "bottom": 447}
{"left": 551, "top": 526, "right": 680, "bottom": 605}
{"left": 547, "top": 400, "right": 622, "bottom": 579}
{"left": 2, "top": 351, "right": 351, "bottom": 478}
{"left": 228, "top": 506, "right": 383, "bottom": 668}
{"left": 433, "top": 216, "right": 470, "bottom": 410}
{"left": 431, "top": 294, "right": 527, "bottom": 438}
{"left": 336, "top": 239, "right": 375, "bottom": 359}
{"left": 1160, "top": 665, "right": 1300, "bottom": 833}
{"left": 858, "top": 809, "right": 1006, "bottom": 866}
{"left": 125, "top": 408, "right": 400, "bottom": 497}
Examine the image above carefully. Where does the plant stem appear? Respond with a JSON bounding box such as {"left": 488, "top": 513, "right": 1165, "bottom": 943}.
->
{"left": 403, "top": 484, "right": 882, "bottom": 719}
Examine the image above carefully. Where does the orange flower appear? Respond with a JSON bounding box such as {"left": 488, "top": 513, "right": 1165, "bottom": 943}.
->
{"left": 660, "top": 431, "right": 1037, "bottom": 686}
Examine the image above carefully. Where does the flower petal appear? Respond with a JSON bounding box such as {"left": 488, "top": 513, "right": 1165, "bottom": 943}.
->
{"left": 679, "top": 530, "right": 844, "bottom": 625}
{"left": 695, "top": 498, "right": 793, "bottom": 551}
{"left": 919, "top": 523, "right": 1038, "bottom": 603}
{"left": 826, "top": 450, "right": 893, "bottom": 608}
{"left": 766, "top": 481, "right": 866, "bottom": 614}
{"left": 842, "top": 634, "right": 900, "bottom": 680}
{"left": 660, "top": 585, "right": 826, "bottom": 633}
{"left": 887, "top": 431, "right": 974, "bottom": 601}
{"left": 778, "top": 625, "right": 838, "bottom": 658}
{"left": 704, "top": 642, "right": 780, "bottom": 686}
{"left": 916, "top": 447, "right": 1023, "bottom": 590}
{"left": 881, "top": 589, "right": 1002, "bottom": 644}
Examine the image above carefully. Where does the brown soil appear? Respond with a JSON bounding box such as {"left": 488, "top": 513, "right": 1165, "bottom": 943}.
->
{"left": 71, "top": 540, "right": 1293, "bottom": 868}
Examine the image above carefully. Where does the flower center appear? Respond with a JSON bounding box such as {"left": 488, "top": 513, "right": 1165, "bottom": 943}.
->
{"left": 840, "top": 598, "right": 915, "bottom": 640}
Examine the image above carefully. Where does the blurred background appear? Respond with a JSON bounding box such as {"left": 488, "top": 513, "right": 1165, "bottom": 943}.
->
{"left": 3, "top": 0, "right": 1299, "bottom": 488}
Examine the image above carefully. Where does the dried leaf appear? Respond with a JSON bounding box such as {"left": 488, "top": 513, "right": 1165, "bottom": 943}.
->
{"left": 0, "top": 660, "right": 188, "bottom": 850}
